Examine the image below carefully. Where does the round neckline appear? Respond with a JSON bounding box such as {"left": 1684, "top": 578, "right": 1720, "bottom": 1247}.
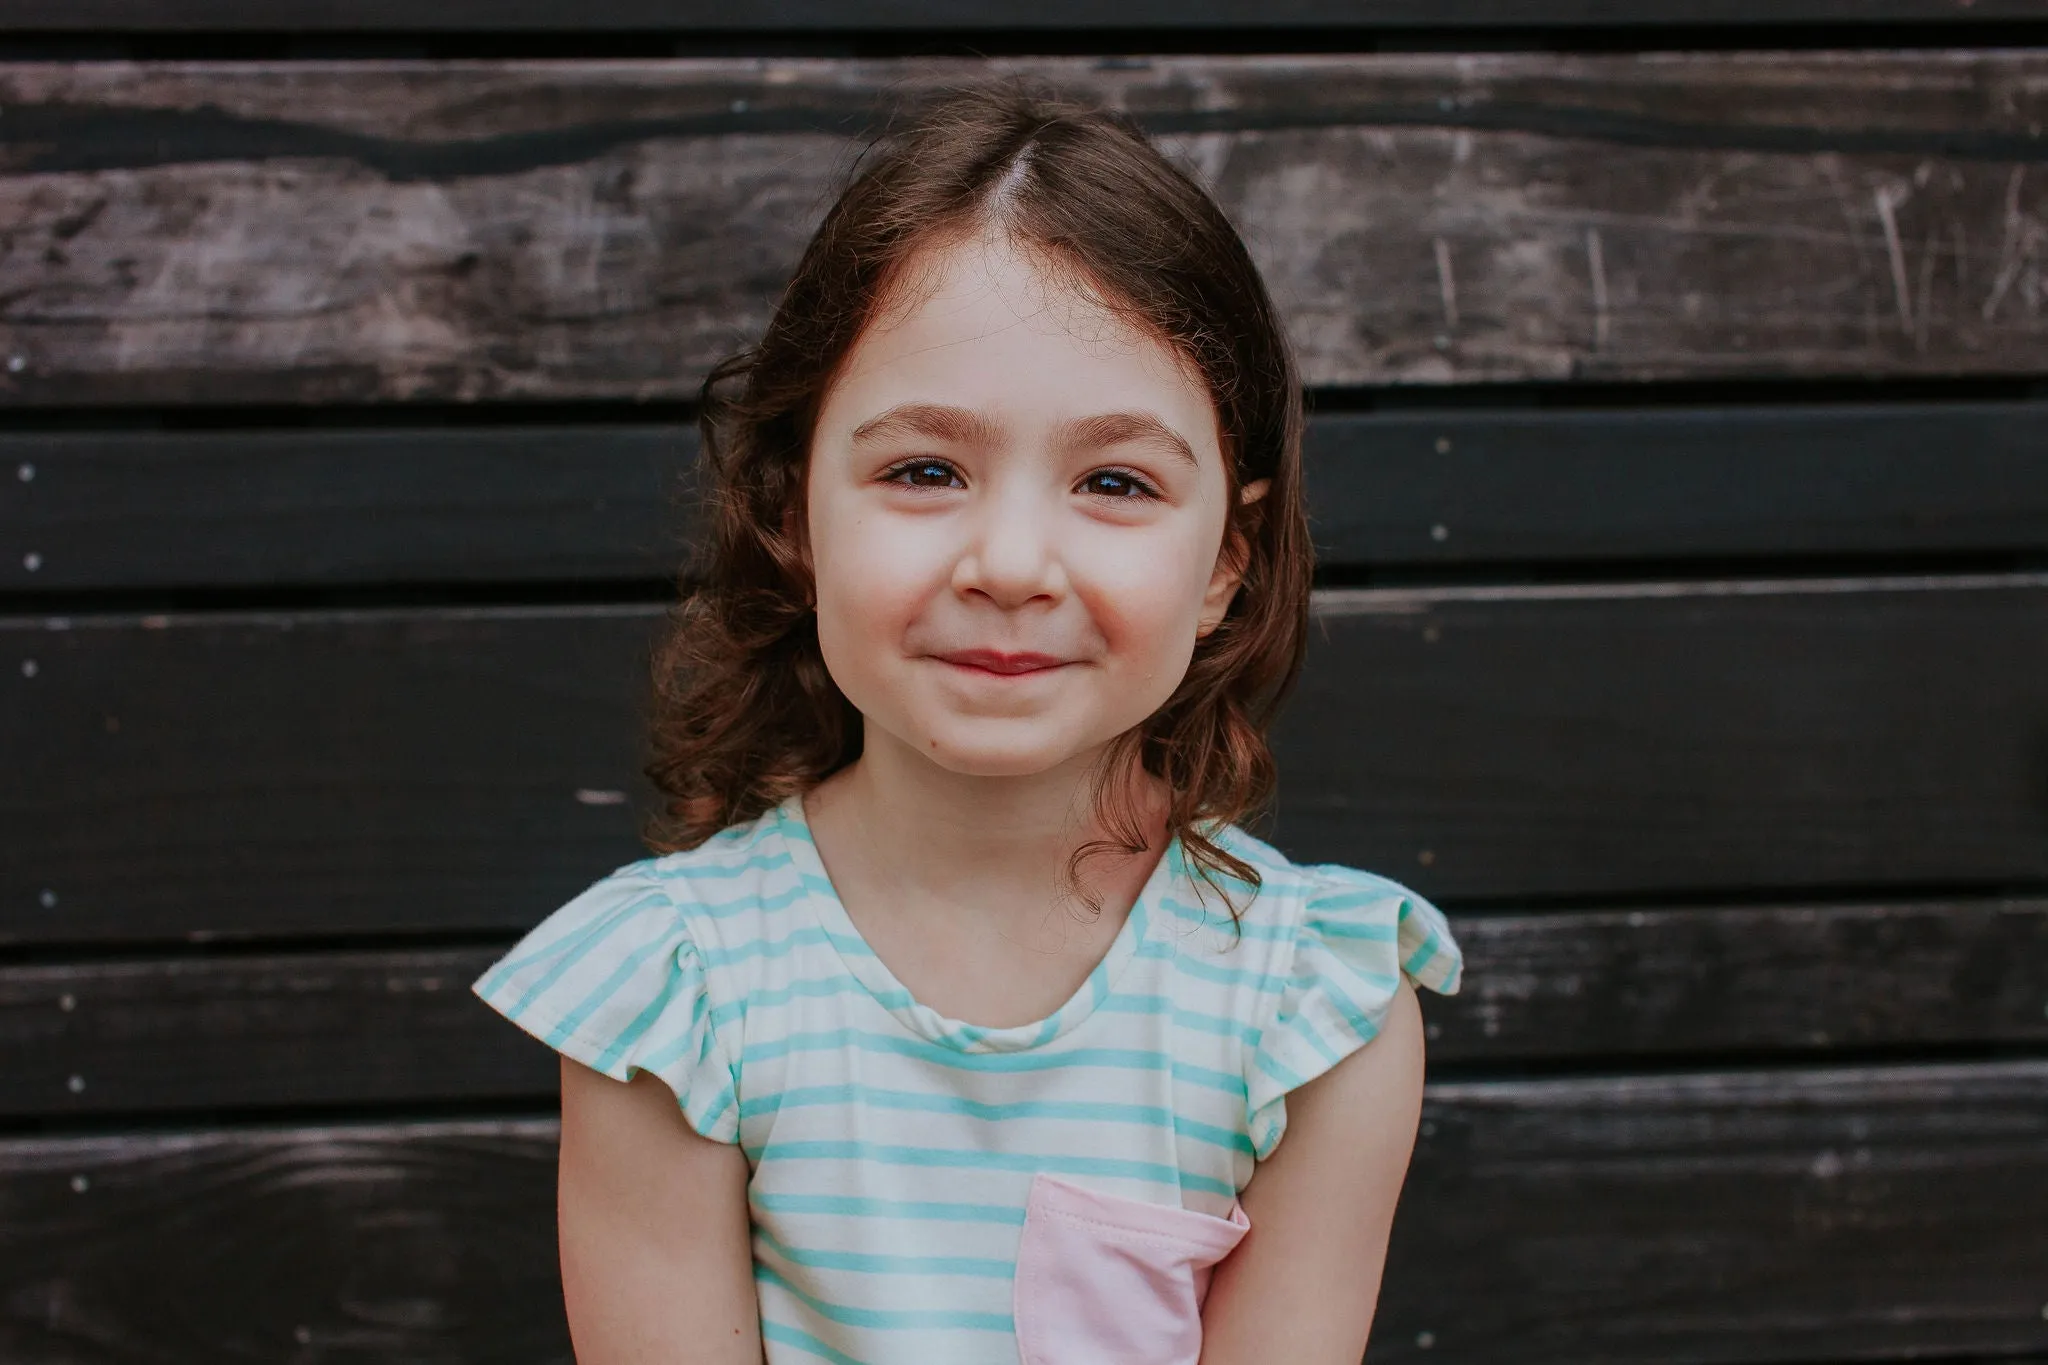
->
{"left": 772, "top": 791, "right": 1174, "bottom": 1053}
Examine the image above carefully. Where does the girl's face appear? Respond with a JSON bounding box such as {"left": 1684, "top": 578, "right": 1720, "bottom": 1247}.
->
{"left": 806, "top": 231, "right": 1256, "bottom": 780}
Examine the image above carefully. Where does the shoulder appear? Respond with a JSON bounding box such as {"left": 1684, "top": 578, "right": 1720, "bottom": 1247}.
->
{"left": 1209, "top": 825, "right": 1463, "bottom": 996}
{"left": 624, "top": 801, "right": 811, "bottom": 947}
{"left": 467, "top": 803, "right": 802, "bottom": 1046}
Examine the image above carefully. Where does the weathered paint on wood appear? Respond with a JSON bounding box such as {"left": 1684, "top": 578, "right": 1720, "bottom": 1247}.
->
{"left": 3, "top": 1063, "right": 2044, "bottom": 1363}
{"left": 0, "top": 0, "right": 2038, "bottom": 32}
{"left": 3, "top": 54, "right": 2046, "bottom": 403}
{"left": 7, "top": 577, "right": 2048, "bottom": 944}
{"left": 2, "top": 901, "right": 2041, "bottom": 1118}
{"left": 7, "top": 402, "right": 2048, "bottom": 590}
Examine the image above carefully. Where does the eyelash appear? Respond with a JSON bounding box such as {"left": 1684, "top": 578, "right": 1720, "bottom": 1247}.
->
{"left": 878, "top": 458, "right": 1161, "bottom": 501}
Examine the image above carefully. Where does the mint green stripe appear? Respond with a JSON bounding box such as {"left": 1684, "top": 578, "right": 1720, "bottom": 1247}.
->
{"left": 478, "top": 886, "right": 668, "bottom": 996}
{"left": 1169, "top": 954, "right": 1290, "bottom": 993}
{"left": 710, "top": 975, "right": 911, "bottom": 1028}
{"left": 1155, "top": 893, "right": 1294, "bottom": 940}
{"left": 540, "top": 933, "right": 676, "bottom": 1052}
{"left": 1311, "top": 919, "right": 1399, "bottom": 942}
{"left": 1099, "top": 993, "right": 1264, "bottom": 1045}
{"left": 1253, "top": 1047, "right": 1308, "bottom": 1091}
{"left": 749, "top": 1139, "right": 1235, "bottom": 1198}
{"left": 589, "top": 954, "right": 698, "bottom": 1072}
{"left": 756, "top": 1228, "right": 1012, "bottom": 1279}
{"left": 738, "top": 1083, "right": 1251, "bottom": 1154}
{"left": 698, "top": 926, "right": 872, "bottom": 969}
{"left": 755, "top": 1262, "right": 1012, "bottom": 1333}
{"left": 643, "top": 848, "right": 793, "bottom": 881}
{"left": 737, "top": 1029, "right": 1244, "bottom": 1096}
{"left": 752, "top": 1192, "right": 1025, "bottom": 1225}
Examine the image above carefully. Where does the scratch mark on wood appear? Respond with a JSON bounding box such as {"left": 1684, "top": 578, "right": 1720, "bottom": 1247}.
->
{"left": 1984, "top": 166, "right": 2027, "bottom": 322}
{"left": 1874, "top": 185, "right": 1913, "bottom": 336}
{"left": 1433, "top": 235, "right": 1459, "bottom": 330}
{"left": 1585, "top": 227, "right": 1609, "bottom": 352}
{"left": 1915, "top": 226, "right": 1939, "bottom": 354}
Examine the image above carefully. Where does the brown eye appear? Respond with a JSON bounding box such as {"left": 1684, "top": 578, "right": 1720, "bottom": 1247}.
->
{"left": 1080, "top": 469, "right": 1154, "bottom": 498}
{"left": 890, "top": 460, "right": 962, "bottom": 489}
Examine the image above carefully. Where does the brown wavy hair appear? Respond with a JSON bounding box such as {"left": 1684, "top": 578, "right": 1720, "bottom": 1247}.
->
{"left": 643, "top": 80, "right": 1313, "bottom": 915}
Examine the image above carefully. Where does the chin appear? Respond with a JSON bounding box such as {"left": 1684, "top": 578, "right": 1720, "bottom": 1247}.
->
{"left": 906, "top": 717, "right": 1108, "bottom": 779}
{"left": 917, "top": 741, "right": 1082, "bottom": 779}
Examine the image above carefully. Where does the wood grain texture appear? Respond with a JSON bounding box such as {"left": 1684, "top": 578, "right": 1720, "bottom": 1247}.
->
{"left": 1303, "top": 401, "right": 2048, "bottom": 567}
{"left": 2, "top": 901, "right": 2042, "bottom": 1118}
{"left": 8, "top": 402, "right": 2048, "bottom": 590}
{"left": 8, "top": 576, "right": 2048, "bottom": 944}
{"left": 3, "top": 1063, "right": 2044, "bottom": 1363}
{"left": 3, "top": 53, "right": 2047, "bottom": 403}
{"left": 0, "top": 426, "right": 694, "bottom": 590}
{"left": 1376, "top": 1061, "right": 2048, "bottom": 1364}
{"left": 0, "top": 0, "right": 2039, "bottom": 32}
{"left": 1433, "top": 898, "right": 2048, "bottom": 1060}
{"left": 1272, "top": 574, "right": 2048, "bottom": 901}
{"left": 2, "top": 604, "right": 662, "bottom": 945}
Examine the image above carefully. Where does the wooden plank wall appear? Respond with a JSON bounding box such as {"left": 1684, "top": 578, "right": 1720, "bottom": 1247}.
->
{"left": 3, "top": 6, "right": 2047, "bottom": 1363}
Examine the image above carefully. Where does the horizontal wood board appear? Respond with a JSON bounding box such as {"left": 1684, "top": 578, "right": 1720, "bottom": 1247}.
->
{"left": 4, "top": 54, "right": 2048, "bottom": 403}
{"left": 5, "top": 0, "right": 2046, "bottom": 31}
{"left": 1, "top": 900, "right": 2042, "bottom": 1118}
{"left": 0, "top": 425, "right": 694, "bottom": 589}
{"left": 1273, "top": 575, "right": 2048, "bottom": 898}
{"left": 3, "top": 1062, "right": 2044, "bottom": 1363}
{"left": 6, "top": 576, "right": 2048, "bottom": 943}
{"left": 8, "top": 402, "right": 2048, "bottom": 589}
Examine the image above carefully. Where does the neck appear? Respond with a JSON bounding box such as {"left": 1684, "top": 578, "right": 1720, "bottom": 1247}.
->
{"left": 808, "top": 725, "right": 1165, "bottom": 921}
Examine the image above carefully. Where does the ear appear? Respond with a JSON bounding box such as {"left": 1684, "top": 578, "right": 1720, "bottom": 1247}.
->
{"left": 1196, "top": 478, "right": 1271, "bottom": 639}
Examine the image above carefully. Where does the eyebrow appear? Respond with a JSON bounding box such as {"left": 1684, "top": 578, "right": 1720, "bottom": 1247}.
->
{"left": 849, "top": 403, "right": 1004, "bottom": 450}
{"left": 1053, "top": 411, "right": 1198, "bottom": 469}
{"left": 849, "top": 402, "right": 1198, "bottom": 468}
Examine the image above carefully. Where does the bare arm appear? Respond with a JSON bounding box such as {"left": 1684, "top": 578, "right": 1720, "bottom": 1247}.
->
{"left": 557, "top": 1056, "right": 762, "bottom": 1364}
{"left": 1198, "top": 978, "right": 1428, "bottom": 1365}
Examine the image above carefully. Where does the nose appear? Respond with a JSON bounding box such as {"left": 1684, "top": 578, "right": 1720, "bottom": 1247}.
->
{"left": 952, "top": 484, "right": 1066, "bottom": 609}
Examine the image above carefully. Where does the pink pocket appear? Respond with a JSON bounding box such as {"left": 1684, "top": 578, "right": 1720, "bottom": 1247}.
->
{"left": 1012, "top": 1173, "right": 1250, "bottom": 1365}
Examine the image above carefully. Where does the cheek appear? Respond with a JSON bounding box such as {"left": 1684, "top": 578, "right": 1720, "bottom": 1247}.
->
{"left": 1077, "top": 528, "right": 1216, "bottom": 667}
{"left": 809, "top": 509, "right": 944, "bottom": 674}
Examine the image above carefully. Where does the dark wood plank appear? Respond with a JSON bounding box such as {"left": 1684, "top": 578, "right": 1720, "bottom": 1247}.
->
{"left": 0, "top": 426, "right": 694, "bottom": 590}
{"left": 2, "top": 0, "right": 2042, "bottom": 32}
{"left": 2, "top": 604, "right": 662, "bottom": 945}
{"left": 1271, "top": 574, "right": 2048, "bottom": 901}
{"left": 8, "top": 576, "right": 2048, "bottom": 944}
{"left": 0, "top": 1118, "right": 572, "bottom": 1365}
{"left": 9, "top": 403, "right": 2048, "bottom": 590}
{"left": 1304, "top": 401, "right": 2048, "bottom": 567}
{"left": 0, "top": 948, "right": 548, "bottom": 1118}
{"left": 1375, "top": 1061, "right": 2048, "bottom": 1364}
{"left": 4, "top": 1062, "right": 2044, "bottom": 1363}
{"left": 4, "top": 53, "right": 2048, "bottom": 404}
{"left": 4, "top": 901, "right": 2042, "bottom": 1118}
{"left": 1430, "top": 899, "right": 2048, "bottom": 1060}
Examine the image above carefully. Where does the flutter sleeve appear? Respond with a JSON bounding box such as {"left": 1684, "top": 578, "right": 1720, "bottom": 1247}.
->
{"left": 1244, "top": 866, "right": 1463, "bottom": 1159}
{"left": 470, "top": 865, "right": 740, "bottom": 1144}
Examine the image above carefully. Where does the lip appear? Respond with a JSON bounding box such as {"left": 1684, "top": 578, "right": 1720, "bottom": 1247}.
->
{"left": 932, "top": 649, "right": 1071, "bottom": 676}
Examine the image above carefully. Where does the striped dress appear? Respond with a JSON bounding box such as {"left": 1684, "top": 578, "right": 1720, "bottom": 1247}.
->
{"left": 472, "top": 793, "right": 1462, "bottom": 1364}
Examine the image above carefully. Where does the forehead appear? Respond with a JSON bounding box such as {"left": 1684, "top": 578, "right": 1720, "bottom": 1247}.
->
{"left": 815, "top": 231, "right": 1224, "bottom": 460}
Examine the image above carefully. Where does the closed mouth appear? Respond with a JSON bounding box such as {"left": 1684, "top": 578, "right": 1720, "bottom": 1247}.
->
{"left": 933, "top": 649, "right": 1070, "bottom": 676}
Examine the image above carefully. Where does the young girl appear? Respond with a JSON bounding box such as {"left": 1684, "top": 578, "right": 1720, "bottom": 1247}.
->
{"left": 473, "top": 84, "right": 1462, "bottom": 1365}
